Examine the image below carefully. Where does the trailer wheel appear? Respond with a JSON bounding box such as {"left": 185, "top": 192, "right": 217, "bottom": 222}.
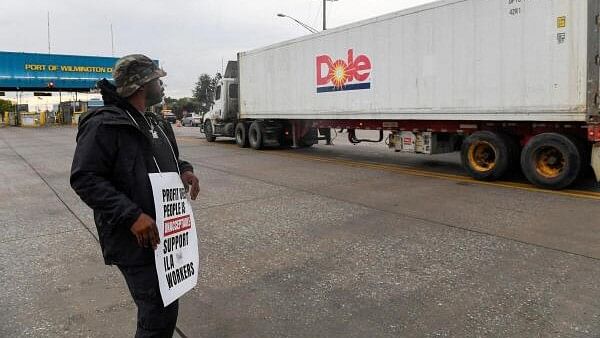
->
{"left": 204, "top": 122, "right": 216, "bottom": 142}
{"left": 235, "top": 122, "right": 248, "bottom": 148}
{"left": 299, "top": 128, "right": 318, "bottom": 148}
{"left": 249, "top": 121, "right": 264, "bottom": 150}
{"left": 520, "top": 133, "right": 581, "bottom": 190}
{"left": 461, "top": 131, "right": 512, "bottom": 181}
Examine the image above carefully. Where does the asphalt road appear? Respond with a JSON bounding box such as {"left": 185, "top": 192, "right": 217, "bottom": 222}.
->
{"left": 1, "top": 125, "right": 600, "bottom": 337}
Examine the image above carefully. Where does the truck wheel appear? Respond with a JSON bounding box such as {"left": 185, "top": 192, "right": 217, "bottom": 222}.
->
{"left": 235, "top": 122, "right": 248, "bottom": 148}
{"left": 204, "top": 122, "right": 216, "bottom": 142}
{"left": 520, "top": 133, "right": 581, "bottom": 190}
{"left": 249, "top": 121, "right": 264, "bottom": 150}
{"left": 461, "top": 131, "right": 512, "bottom": 181}
{"left": 299, "top": 128, "right": 318, "bottom": 148}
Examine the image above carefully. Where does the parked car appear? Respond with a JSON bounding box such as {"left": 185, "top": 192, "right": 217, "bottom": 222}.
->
{"left": 192, "top": 113, "right": 202, "bottom": 127}
{"left": 182, "top": 113, "right": 202, "bottom": 127}
{"left": 162, "top": 110, "right": 177, "bottom": 124}
{"left": 182, "top": 114, "right": 194, "bottom": 127}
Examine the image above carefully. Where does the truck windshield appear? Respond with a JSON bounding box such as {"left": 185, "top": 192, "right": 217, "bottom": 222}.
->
{"left": 229, "top": 84, "right": 239, "bottom": 99}
{"left": 215, "top": 86, "right": 221, "bottom": 101}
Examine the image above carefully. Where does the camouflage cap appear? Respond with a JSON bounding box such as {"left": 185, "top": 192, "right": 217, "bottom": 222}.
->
{"left": 113, "top": 54, "right": 167, "bottom": 98}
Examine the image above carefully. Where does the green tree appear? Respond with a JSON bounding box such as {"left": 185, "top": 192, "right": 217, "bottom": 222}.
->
{"left": 178, "top": 97, "right": 200, "bottom": 115}
{"left": 193, "top": 74, "right": 214, "bottom": 113}
{"left": 164, "top": 97, "right": 177, "bottom": 106}
{"left": 0, "top": 99, "right": 14, "bottom": 113}
{"left": 212, "top": 72, "right": 222, "bottom": 86}
{"left": 163, "top": 97, "right": 201, "bottom": 119}
{"left": 193, "top": 72, "right": 223, "bottom": 114}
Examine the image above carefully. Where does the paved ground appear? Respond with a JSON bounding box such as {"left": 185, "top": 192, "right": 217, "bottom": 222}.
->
{"left": 1, "top": 125, "right": 600, "bottom": 337}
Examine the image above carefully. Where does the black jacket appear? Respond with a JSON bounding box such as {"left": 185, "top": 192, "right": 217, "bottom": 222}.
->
{"left": 70, "top": 80, "right": 193, "bottom": 266}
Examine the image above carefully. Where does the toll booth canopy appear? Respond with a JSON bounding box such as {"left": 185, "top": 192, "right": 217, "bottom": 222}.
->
{"left": 0, "top": 51, "right": 119, "bottom": 92}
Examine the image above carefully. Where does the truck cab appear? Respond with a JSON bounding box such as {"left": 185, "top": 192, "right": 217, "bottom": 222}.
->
{"left": 203, "top": 62, "right": 240, "bottom": 141}
{"left": 206, "top": 78, "right": 239, "bottom": 124}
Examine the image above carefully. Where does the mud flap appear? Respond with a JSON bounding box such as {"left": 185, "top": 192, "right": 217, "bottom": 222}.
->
{"left": 592, "top": 144, "right": 600, "bottom": 182}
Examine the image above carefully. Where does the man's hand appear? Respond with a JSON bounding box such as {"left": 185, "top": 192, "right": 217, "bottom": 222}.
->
{"left": 181, "top": 171, "right": 200, "bottom": 200}
{"left": 130, "top": 213, "right": 160, "bottom": 250}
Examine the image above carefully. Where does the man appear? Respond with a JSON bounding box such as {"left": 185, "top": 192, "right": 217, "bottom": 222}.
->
{"left": 70, "top": 54, "right": 200, "bottom": 337}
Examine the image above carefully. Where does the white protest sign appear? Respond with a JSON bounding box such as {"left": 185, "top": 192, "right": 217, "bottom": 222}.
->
{"left": 149, "top": 172, "right": 199, "bottom": 307}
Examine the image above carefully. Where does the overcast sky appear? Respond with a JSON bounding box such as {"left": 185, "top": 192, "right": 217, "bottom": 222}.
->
{"left": 2, "top": 0, "right": 435, "bottom": 98}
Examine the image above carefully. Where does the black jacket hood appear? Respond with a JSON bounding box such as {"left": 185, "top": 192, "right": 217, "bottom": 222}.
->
{"left": 78, "top": 79, "right": 137, "bottom": 129}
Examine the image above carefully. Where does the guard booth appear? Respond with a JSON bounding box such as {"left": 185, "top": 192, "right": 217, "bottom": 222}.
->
{"left": 0, "top": 51, "right": 120, "bottom": 126}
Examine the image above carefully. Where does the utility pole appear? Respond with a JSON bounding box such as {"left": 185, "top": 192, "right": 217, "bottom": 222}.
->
{"left": 47, "top": 12, "right": 51, "bottom": 53}
{"left": 323, "top": 0, "right": 326, "bottom": 30}
{"left": 277, "top": 14, "right": 319, "bottom": 34}
{"left": 110, "top": 24, "right": 115, "bottom": 56}
{"left": 278, "top": 0, "right": 336, "bottom": 33}
{"left": 322, "top": 0, "right": 338, "bottom": 31}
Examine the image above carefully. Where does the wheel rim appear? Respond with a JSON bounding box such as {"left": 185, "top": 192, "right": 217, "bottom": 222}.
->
{"left": 534, "top": 146, "right": 565, "bottom": 179}
{"left": 468, "top": 141, "right": 497, "bottom": 172}
{"left": 236, "top": 128, "right": 243, "bottom": 144}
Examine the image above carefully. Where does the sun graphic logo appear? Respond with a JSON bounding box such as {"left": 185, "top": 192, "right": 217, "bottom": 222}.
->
{"left": 330, "top": 60, "right": 349, "bottom": 89}
{"left": 316, "top": 49, "right": 372, "bottom": 93}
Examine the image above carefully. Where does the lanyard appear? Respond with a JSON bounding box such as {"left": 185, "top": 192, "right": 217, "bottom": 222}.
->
{"left": 124, "top": 109, "right": 181, "bottom": 175}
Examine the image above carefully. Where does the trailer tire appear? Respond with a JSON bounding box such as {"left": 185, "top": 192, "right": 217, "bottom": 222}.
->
{"left": 204, "top": 122, "right": 216, "bottom": 142}
{"left": 299, "top": 128, "right": 318, "bottom": 148}
{"left": 461, "top": 131, "right": 512, "bottom": 181}
{"left": 249, "top": 121, "right": 264, "bottom": 150}
{"left": 520, "top": 133, "right": 581, "bottom": 190}
{"left": 235, "top": 122, "right": 249, "bottom": 148}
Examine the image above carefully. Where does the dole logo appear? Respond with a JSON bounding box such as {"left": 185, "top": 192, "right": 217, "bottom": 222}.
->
{"left": 316, "top": 49, "right": 372, "bottom": 93}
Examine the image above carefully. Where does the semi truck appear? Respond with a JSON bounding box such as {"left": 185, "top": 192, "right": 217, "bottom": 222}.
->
{"left": 203, "top": 0, "right": 600, "bottom": 190}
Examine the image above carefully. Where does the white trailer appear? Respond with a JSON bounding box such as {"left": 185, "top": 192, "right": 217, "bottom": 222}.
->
{"left": 204, "top": 0, "right": 600, "bottom": 190}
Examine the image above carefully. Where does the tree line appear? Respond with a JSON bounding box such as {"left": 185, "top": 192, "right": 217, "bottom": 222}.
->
{"left": 162, "top": 72, "right": 222, "bottom": 119}
{"left": 0, "top": 99, "right": 14, "bottom": 113}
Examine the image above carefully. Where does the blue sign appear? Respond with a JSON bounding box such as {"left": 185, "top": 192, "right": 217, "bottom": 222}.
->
{"left": 0, "top": 51, "right": 120, "bottom": 91}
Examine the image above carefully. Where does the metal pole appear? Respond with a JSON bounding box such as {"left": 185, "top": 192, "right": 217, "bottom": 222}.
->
{"left": 47, "top": 12, "right": 51, "bottom": 53}
{"left": 110, "top": 24, "right": 115, "bottom": 56}
{"left": 15, "top": 92, "right": 18, "bottom": 126}
{"left": 295, "top": 18, "right": 318, "bottom": 33}
{"left": 323, "top": 0, "right": 326, "bottom": 30}
{"left": 277, "top": 14, "right": 319, "bottom": 34}
{"left": 292, "top": 122, "right": 298, "bottom": 148}
{"left": 16, "top": 91, "right": 20, "bottom": 126}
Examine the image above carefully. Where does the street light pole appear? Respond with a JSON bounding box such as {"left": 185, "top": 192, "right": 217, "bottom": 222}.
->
{"left": 322, "top": 0, "right": 338, "bottom": 31}
{"left": 47, "top": 11, "right": 51, "bottom": 53}
{"left": 110, "top": 23, "right": 115, "bottom": 56}
{"left": 277, "top": 14, "right": 319, "bottom": 34}
{"left": 323, "top": 0, "right": 326, "bottom": 31}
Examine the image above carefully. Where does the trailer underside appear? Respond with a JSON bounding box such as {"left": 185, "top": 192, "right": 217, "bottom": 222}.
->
{"left": 203, "top": 118, "right": 600, "bottom": 190}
